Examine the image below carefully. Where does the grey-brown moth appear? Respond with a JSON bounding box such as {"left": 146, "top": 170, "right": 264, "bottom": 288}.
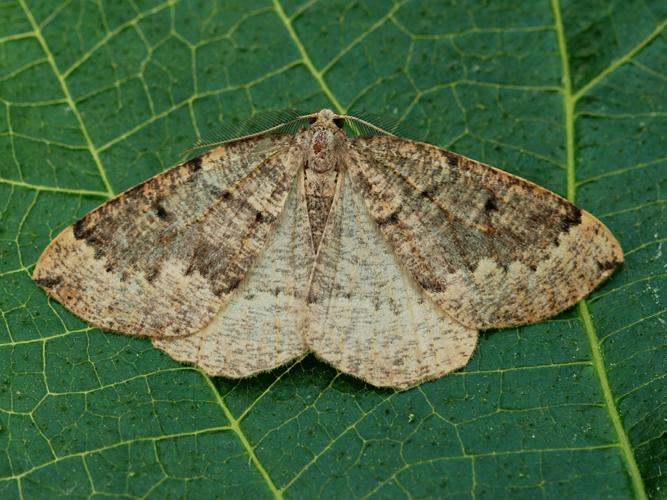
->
{"left": 33, "top": 109, "right": 623, "bottom": 389}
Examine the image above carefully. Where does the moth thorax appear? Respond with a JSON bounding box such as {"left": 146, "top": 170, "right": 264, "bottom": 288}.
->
{"left": 309, "top": 128, "right": 338, "bottom": 172}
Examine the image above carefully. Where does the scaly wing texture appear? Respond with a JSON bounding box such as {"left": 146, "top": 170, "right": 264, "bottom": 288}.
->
{"left": 153, "top": 171, "right": 313, "bottom": 377}
{"left": 347, "top": 136, "right": 624, "bottom": 329}
{"left": 33, "top": 135, "right": 303, "bottom": 337}
{"left": 306, "top": 170, "right": 478, "bottom": 390}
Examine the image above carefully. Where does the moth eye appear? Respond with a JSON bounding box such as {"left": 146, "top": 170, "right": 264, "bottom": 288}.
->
{"left": 334, "top": 117, "right": 345, "bottom": 129}
{"left": 307, "top": 116, "right": 317, "bottom": 125}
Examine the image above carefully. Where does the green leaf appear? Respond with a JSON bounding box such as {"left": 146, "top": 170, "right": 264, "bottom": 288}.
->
{"left": 1, "top": 0, "right": 664, "bottom": 498}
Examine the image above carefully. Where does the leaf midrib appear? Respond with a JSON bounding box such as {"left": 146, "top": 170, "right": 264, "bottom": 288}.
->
{"left": 553, "top": 0, "right": 646, "bottom": 497}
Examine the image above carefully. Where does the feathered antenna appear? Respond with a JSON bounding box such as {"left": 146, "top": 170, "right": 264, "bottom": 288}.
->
{"left": 343, "top": 111, "right": 422, "bottom": 140}
{"left": 182, "top": 109, "right": 315, "bottom": 159}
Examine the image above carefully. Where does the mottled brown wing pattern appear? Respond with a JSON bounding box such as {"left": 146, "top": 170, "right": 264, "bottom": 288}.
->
{"left": 33, "top": 134, "right": 304, "bottom": 337}
{"left": 346, "top": 136, "right": 623, "bottom": 329}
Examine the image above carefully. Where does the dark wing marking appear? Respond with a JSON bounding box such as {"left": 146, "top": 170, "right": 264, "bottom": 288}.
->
{"left": 33, "top": 134, "right": 304, "bottom": 337}
{"left": 346, "top": 135, "right": 623, "bottom": 329}
{"left": 153, "top": 170, "right": 313, "bottom": 376}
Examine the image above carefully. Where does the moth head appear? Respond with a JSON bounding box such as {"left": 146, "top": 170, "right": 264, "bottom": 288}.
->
{"left": 306, "top": 109, "right": 345, "bottom": 172}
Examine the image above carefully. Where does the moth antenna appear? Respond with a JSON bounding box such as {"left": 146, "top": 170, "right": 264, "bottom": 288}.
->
{"left": 181, "top": 109, "right": 317, "bottom": 157}
{"left": 343, "top": 111, "right": 422, "bottom": 140}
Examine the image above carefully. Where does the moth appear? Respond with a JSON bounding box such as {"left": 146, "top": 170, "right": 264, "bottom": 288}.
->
{"left": 33, "top": 109, "right": 623, "bottom": 390}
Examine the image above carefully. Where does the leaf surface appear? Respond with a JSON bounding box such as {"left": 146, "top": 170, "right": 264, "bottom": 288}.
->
{"left": 0, "top": 0, "right": 665, "bottom": 498}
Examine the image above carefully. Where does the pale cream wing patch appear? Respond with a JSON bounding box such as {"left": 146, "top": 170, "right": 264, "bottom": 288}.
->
{"left": 305, "top": 170, "right": 478, "bottom": 390}
{"left": 33, "top": 135, "right": 304, "bottom": 337}
{"left": 347, "top": 136, "right": 624, "bottom": 329}
{"left": 152, "top": 172, "right": 313, "bottom": 377}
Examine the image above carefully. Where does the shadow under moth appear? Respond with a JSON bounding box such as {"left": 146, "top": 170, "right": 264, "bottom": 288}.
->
{"left": 33, "top": 109, "right": 623, "bottom": 390}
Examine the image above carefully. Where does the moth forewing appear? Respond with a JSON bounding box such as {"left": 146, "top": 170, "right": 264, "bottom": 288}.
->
{"left": 345, "top": 135, "right": 624, "bottom": 330}
{"left": 33, "top": 134, "right": 303, "bottom": 338}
